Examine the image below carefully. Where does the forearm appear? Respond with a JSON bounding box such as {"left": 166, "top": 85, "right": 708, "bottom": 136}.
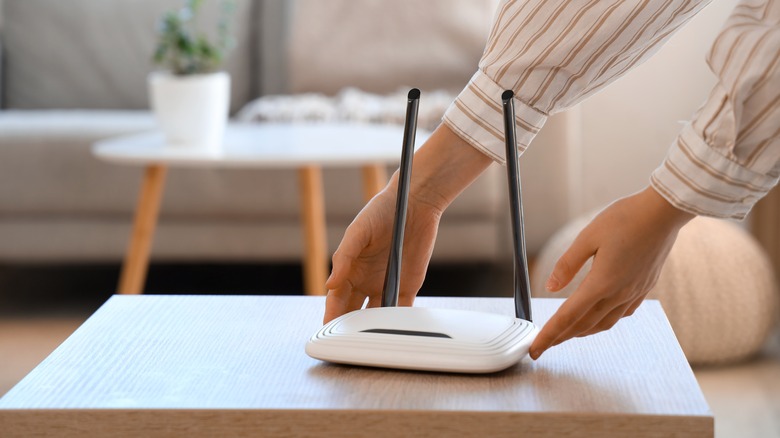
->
{"left": 446, "top": 0, "right": 712, "bottom": 164}
{"left": 385, "top": 123, "right": 493, "bottom": 213}
{"left": 651, "top": 0, "right": 780, "bottom": 220}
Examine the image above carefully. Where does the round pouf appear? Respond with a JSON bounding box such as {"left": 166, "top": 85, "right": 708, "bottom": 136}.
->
{"left": 531, "top": 214, "right": 779, "bottom": 365}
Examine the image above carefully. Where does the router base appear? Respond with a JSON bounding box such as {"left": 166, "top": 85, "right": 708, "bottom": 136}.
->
{"left": 306, "top": 306, "right": 538, "bottom": 374}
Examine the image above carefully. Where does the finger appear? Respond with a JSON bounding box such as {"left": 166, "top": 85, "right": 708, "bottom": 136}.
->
{"left": 325, "top": 225, "right": 370, "bottom": 290}
{"left": 546, "top": 230, "right": 595, "bottom": 292}
{"left": 323, "top": 283, "right": 355, "bottom": 324}
{"left": 548, "top": 298, "right": 620, "bottom": 345}
{"left": 398, "top": 292, "right": 416, "bottom": 307}
{"left": 555, "top": 290, "right": 635, "bottom": 341}
{"left": 346, "top": 291, "right": 368, "bottom": 313}
{"left": 398, "top": 273, "right": 421, "bottom": 307}
{"left": 366, "top": 295, "right": 382, "bottom": 308}
{"left": 624, "top": 296, "right": 644, "bottom": 317}
{"left": 326, "top": 249, "right": 356, "bottom": 291}
{"left": 577, "top": 295, "right": 641, "bottom": 333}
{"left": 569, "top": 290, "right": 647, "bottom": 339}
{"left": 529, "top": 279, "right": 601, "bottom": 359}
{"left": 575, "top": 301, "right": 634, "bottom": 338}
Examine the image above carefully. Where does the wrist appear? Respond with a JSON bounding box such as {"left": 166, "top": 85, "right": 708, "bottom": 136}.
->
{"left": 641, "top": 186, "right": 695, "bottom": 229}
{"left": 401, "top": 124, "right": 493, "bottom": 213}
{"left": 381, "top": 172, "right": 446, "bottom": 219}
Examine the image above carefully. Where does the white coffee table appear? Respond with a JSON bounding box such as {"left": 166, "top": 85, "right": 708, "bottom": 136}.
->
{"left": 93, "top": 123, "right": 428, "bottom": 296}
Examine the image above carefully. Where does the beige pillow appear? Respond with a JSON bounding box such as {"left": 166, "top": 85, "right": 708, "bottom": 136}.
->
{"left": 532, "top": 215, "right": 779, "bottom": 365}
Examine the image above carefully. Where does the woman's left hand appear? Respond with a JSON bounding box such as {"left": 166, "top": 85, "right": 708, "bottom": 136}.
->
{"left": 529, "top": 186, "right": 694, "bottom": 360}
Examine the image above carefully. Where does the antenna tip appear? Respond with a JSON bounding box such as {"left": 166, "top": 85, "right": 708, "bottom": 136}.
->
{"left": 408, "top": 88, "right": 421, "bottom": 100}
{"left": 502, "top": 90, "right": 514, "bottom": 102}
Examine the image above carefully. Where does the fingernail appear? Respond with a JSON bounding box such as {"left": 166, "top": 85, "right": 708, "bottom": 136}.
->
{"left": 530, "top": 348, "right": 542, "bottom": 360}
{"left": 546, "top": 276, "right": 559, "bottom": 291}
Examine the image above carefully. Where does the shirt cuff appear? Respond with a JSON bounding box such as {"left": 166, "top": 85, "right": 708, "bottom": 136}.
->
{"left": 442, "top": 70, "right": 548, "bottom": 164}
{"left": 651, "top": 123, "right": 779, "bottom": 220}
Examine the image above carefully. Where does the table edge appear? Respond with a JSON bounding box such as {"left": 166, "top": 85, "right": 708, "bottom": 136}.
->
{"left": 90, "top": 123, "right": 431, "bottom": 168}
{"left": 0, "top": 408, "right": 714, "bottom": 438}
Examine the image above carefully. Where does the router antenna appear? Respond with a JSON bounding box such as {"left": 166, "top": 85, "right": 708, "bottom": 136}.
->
{"left": 381, "top": 88, "right": 420, "bottom": 308}
{"left": 502, "top": 90, "right": 533, "bottom": 322}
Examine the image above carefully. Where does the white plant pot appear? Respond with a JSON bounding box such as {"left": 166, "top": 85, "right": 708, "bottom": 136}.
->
{"left": 148, "top": 71, "right": 230, "bottom": 151}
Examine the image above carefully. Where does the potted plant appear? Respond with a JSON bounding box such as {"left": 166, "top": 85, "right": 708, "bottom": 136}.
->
{"left": 149, "top": 0, "right": 236, "bottom": 151}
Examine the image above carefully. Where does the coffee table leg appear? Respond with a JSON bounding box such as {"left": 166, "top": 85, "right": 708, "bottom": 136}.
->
{"left": 361, "top": 164, "right": 388, "bottom": 203}
{"left": 118, "top": 165, "right": 167, "bottom": 295}
{"left": 298, "top": 166, "right": 328, "bottom": 296}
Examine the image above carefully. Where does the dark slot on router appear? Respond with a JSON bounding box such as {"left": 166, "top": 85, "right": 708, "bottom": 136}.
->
{"left": 361, "top": 329, "right": 452, "bottom": 339}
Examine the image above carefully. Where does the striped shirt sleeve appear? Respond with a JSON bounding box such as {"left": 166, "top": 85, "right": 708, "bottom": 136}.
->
{"left": 651, "top": 0, "right": 780, "bottom": 219}
{"left": 443, "top": 0, "right": 713, "bottom": 162}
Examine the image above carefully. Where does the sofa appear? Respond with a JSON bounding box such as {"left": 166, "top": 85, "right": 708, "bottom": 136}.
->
{"left": 0, "top": 0, "right": 579, "bottom": 266}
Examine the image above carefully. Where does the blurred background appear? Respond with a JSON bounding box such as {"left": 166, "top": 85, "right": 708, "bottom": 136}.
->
{"left": 1, "top": 1, "right": 778, "bottom": 436}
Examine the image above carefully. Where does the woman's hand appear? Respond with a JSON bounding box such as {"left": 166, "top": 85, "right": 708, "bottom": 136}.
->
{"left": 530, "top": 186, "right": 694, "bottom": 359}
{"left": 323, "top": 124, "right": 493, "bottom": 324}
{"left": 323, "top": 185, "right": 443, "bottom": 323}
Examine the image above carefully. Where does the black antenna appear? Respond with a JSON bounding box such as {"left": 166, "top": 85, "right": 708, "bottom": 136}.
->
{"left": 381, "top": 88, "right": 420, "bottom": 308}
{"left": 502, "top": 90, "right": 533, "bottom": 322}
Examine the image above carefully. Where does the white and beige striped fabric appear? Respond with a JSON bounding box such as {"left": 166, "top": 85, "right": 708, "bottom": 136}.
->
{"left": 444, "top": 0, "right": 780, "bottom": 219}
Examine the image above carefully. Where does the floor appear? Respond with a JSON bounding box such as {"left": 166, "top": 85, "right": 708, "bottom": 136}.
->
{"left": 1, "top": 263, "right": 779, "bottom": 437}
{"left": 695, "top": 337, "right": 780, "bottom": 438}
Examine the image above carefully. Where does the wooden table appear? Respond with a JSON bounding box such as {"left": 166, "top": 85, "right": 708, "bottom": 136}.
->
{"left": 0, "top": 296, "right": 713, "bottom": 437}
{"left": 93, "top": 123, "right": 427, "bottom": 296}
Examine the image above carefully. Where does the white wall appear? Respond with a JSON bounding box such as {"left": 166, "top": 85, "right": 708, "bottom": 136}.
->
{"left": 576, "top": 0, "right": 739, "bottom": 213}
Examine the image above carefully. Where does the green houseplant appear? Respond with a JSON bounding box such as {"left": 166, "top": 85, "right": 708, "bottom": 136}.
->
{"left": 148, "top": 0, "right": 236, "bottom": 151}
{"left": 153, "top": 0, "right": 235, "bottom": 75}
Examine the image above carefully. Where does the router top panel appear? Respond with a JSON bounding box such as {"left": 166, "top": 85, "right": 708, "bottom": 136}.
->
{"left": 307, "top": 307, "right": 538, "bottom": 373}
{"left": 331, "top": 307, "right": 516, "bottom": 344}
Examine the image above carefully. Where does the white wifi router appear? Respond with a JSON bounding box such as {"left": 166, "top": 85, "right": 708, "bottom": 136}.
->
{"left": 307, "top": 307, "right": 537, "bottom": 373}
{"left": 306, "top": 89, "right": 537, "bottom": 373}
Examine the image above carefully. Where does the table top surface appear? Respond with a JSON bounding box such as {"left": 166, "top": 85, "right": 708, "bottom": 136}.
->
{"left": 0, "top": 295, "right": 710, "bottom": 418}
{"left": 92, "top": 122, "right": 429, "bottom": 168}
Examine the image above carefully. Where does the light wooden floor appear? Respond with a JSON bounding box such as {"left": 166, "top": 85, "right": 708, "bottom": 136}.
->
{"left": 2, "top": 312, "right": 778, "bottom": 437}
{"left": 1, "top": 315, "right": 88, "bottom": 396}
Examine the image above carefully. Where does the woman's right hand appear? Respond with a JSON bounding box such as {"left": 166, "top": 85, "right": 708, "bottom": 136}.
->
{"left": 322, "top": 123, "right": 494, "bottom": 324}
{"left": 323, "top": 182, "right": 444, "bottom": 323}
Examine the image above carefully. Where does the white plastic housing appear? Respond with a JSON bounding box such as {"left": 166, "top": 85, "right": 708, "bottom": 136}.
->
{"left": 306, "top": 307, "right": 538, "bottom": 374}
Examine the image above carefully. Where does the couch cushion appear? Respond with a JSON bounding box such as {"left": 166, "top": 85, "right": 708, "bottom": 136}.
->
{"left": 287, "top": 0, "right": 499, "bottom": 95}
{"left": 0, "top": 110, "right": 500, "bottom": 222}
{"left": 2, "top": 0, "right": 254, "bottom": 113}
{"left": 0, "top": 110, "right": 504, "bottom": 262}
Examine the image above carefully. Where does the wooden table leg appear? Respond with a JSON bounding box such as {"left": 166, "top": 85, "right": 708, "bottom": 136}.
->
{"left": 117, "top": 165, "right": 167, "bottom": 295}
{"left": 298, "top": 166, "right": 328, "bottom": 296}
{"left": 361, "top": 164, "right": 388, "bottom": 203}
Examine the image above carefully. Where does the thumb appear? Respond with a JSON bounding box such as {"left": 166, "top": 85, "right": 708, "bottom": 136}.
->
{"left": 326, "top": 249, "right": 357, "bottom": 291}
{"left": 325, "top": 224, "right": 369, "bottom": 290}
{"left": 325, "top": 253, "right": 349, "bottom": 291}
{"left": 546, "top": 230, "right": 595, "bottom": 292}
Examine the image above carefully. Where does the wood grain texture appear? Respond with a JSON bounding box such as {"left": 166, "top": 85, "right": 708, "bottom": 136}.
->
{"left": 298, "top": 166, "right": 328, "bottom": 296}
{"left": 0, "top": 410, "right": 710, "bottom": 438}
{"left": 0, "top": 296, "right": 713, "bottom": 437}
{"left": 117, "top": 165, "right": 167, "bottom": 295}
